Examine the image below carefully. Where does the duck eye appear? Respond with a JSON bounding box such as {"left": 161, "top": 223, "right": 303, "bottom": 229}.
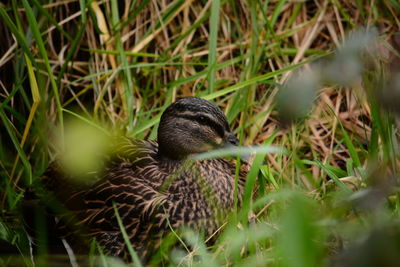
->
{"left": 198, "top": 116, "right": 206, "bottom": 122}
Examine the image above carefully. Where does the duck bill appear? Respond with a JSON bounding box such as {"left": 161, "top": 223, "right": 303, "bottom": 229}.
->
{"left": 222, "top": 133, "right": 239, "bottom": 148}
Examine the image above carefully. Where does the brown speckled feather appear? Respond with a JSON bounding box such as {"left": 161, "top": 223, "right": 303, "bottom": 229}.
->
{"left": 54, "top": 136, "right": 248, "bottom": 259}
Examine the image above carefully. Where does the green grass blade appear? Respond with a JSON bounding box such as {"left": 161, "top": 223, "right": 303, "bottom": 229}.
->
{"left": 57, "top": 0, "right": 88, "bottom": 86}
{"left": 0, "top": 106, "right": 32, "bottom": 185}
{"left": 30, "top": 0, "right": 73, "bottom": 41}
{"left": 204, "top": 54, "right": 325, "bottom": 101}
{"left": 338, "top": 122, "right": 362, "bottom": 168}
{"left": 111, "top": 0, "right": 135, "bottom": 130}
{"left": 22, "top": 0, "right": 64, "bottom": 140}
{"left": 207, "top": 0, "right": 220, "bottom": 93}
{"left": 0, "top": 6, "right": 37, "bottom": 67}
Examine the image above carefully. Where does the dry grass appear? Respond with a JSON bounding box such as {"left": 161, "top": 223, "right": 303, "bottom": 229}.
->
{"left": 0, "top": 0, "right": 400, "bottom": 266}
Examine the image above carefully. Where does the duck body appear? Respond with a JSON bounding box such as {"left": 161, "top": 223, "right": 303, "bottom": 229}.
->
{"left": 39, "top": 97, "right": 248, "bottom": 259}
{"left": 61, "top": 139, "right": 247, "bottom": 258}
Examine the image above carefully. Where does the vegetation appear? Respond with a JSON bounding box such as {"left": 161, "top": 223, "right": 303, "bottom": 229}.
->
{"left": 0, "top": 0, "right": 399, "bottom": 266}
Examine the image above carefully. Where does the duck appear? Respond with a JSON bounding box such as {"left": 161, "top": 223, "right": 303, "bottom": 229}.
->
{"left": 37, "top": 97, "right": 249, "bottom": 261}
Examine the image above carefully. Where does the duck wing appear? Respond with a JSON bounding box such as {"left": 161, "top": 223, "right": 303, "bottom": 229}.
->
{"left": 59, "top": 162, "right": 169, "bottom": 258}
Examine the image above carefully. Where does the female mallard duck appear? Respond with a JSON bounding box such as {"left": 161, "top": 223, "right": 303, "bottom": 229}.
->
{"left": 43, "top": 97, "right": 248, "bottom": 260}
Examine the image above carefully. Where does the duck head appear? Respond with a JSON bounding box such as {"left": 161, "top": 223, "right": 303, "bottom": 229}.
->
{"left": 157, "top": 97, "right": 238, "bottom": 160}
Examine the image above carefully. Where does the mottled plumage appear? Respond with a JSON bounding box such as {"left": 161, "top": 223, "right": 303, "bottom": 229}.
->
{"left": 43, "top": 97, "right": 248, "bottom": 259}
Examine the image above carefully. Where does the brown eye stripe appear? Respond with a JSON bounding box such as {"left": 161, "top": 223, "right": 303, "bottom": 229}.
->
{"left": 175, "top": 113, "right": 226, "bottom": 138}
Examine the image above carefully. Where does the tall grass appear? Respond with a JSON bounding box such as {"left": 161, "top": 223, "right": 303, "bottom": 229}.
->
{"left": 0, "top": 0, "right": 399, "bottom": 266}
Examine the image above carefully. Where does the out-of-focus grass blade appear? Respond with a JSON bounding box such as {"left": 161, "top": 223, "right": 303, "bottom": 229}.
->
{"left": 278, "top": 193, "right": 324, "bottom": 267}
{"left": 193, "top": 145, "right": 284, "bottom": 161}
{"left": 181, "top": 229, "right": 218, "bottom": 267}
{"left": 386, "top": 0, "right": 400, "bottom": 9}
{"left": 221, "top": 223, "right": 274, "bottom": 263}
